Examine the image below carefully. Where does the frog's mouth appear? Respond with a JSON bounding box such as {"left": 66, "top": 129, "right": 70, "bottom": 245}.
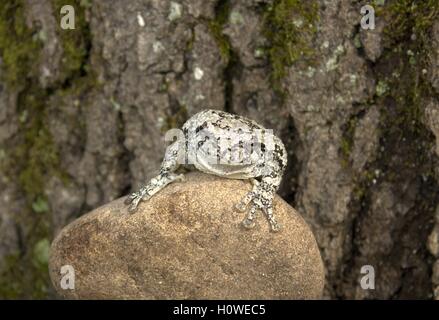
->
{"left": 191, "top": 152, "right": 256, "bottom": 179}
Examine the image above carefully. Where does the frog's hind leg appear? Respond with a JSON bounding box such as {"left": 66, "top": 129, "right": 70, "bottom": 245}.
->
{"left": 124, "top": 141, "right": 184, "bottom": 213}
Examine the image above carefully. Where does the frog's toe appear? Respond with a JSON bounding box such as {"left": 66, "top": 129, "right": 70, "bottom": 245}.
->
{"left": 240, "top": 204, "right": 258, "bottom": 229}
{"left": 127, "top": 195, "right": 142, "bottom": 213}
{"left": 269, "top": 220, "right": 281, "bottom": 232}
{"left": 234, "top": 202, "right": 247, "bottom": 212}
{"left": 124, "top": 193, "right": 137, "bottom": 205}
{"left": 127, "top": 205, "right": 137, "bottom": 214}
{"left": 241, "top": 217, "right": 256, "bottom": 229}
{"left": 175, "top": 174, "right": 185, "bottom": 182}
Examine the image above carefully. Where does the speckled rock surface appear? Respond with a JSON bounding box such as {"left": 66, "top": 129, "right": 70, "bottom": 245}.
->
{"left": 49, "top": 172, "right": 324, "bottom": 299}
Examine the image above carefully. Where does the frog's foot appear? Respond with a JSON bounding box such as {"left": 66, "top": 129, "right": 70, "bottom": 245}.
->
{"left": 268, "top": 217, "right": 281, "bottom": 232}
{"left": 125, "top": 189, "right": 150, "bottom": 213}
{"left": 240, "top": 196, "right": 281, "bottom": 232}
{"left": 175, "top": 173, "right": 185, "bottom": 182}
{"left": 241, "top": 217, "right": 255, "bottom": 229}
{"left": 241, "top": 205, "right": 257, "bottom": 229}
{"left": 124, "top": 173, "right": 184, "bottom": 213}
{"left": 127, "top": 196, "right": 141, "bottom": 213}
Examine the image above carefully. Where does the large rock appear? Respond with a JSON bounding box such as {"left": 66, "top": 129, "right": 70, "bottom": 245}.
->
{"left": 49, "top": 172, "right": 324, "bottom": 299}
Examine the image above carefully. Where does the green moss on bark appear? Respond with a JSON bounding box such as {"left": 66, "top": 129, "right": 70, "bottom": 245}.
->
{"left": 377, "top": 0, "right": 438, "bottom": 144}
{"left": 345, "top": 0, "right": 439, "bottom": 298}
{"left": 17, "top": 89, "right": 68, "bottom": 202}
{"left": 0, "top": 0, "right": 42, "bottom": 87}
{"left": 208, "top": 0, "right": 232, "bottom": 63}
{"left": 0, "top": 237, "right": 51, "bottom": 299}
{"left": 51, "top": 0, "right": 91, "bottom": 82}
{"left": 340, "top": 117, "right": 358, "bottom": 167}
{"left": 0, "top": 0, "right": 89, "bottom": 299}
{"left": 0, "top": 86, "right": 58, "bottom": 298}
{"left": 346, "top": 1, "right": 439, "bottom": 189}
{"left": 262, "top": 0, "right": 319, "bottom": 90}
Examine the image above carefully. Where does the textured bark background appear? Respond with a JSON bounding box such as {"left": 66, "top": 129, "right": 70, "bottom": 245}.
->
{"left": 0, "top": 0, "right": 438, "bottom": 299}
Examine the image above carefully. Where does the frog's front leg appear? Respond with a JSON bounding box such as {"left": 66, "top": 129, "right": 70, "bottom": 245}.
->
{"left": 125, "top": 141, "right": 184, "bottom": 213}
{"left": 234, "top": 179, "right": 259, "bottom": 212}
{"left": 124, "top": 172, "right": 184, "bottom": 212}
{"left": 236, "top": 175, "right": 281, "bottom": 232}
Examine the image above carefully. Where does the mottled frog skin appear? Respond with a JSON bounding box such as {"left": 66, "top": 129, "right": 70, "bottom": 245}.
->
{"left": 124, "top": 109, "right": 287, "bottom": 231}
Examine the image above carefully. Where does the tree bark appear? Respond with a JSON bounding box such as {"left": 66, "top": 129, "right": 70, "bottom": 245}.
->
{"left": 0, "top": 0, "right": 438, "bottom": 299}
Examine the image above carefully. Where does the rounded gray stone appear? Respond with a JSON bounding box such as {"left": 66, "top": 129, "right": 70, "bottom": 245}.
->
{"left": 49, "top": 172, "right": 324, "bottom": 299}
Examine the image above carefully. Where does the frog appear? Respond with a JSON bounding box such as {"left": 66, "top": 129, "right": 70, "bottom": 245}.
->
{"left": 124, "top": 109, "right": 288, "bottom": 232}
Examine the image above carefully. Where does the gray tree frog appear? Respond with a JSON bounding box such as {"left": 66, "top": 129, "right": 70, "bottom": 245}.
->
{"left": 124, "top": 109, "right": 287, "bottom": 232}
